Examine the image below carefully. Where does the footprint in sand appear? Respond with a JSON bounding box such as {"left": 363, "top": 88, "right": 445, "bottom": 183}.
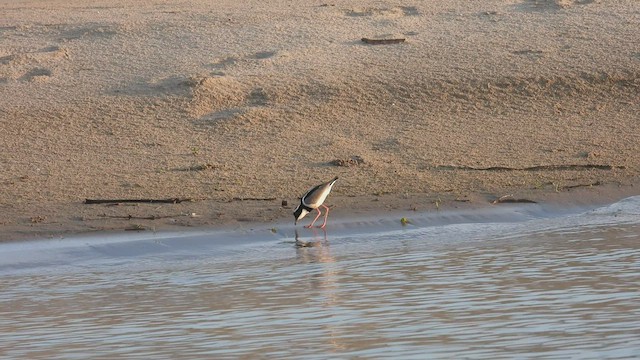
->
{"left": 208, "top": 50, "right": 277, "bottom": 75}
{"left": 0, "top": 45, "right": 68, "bottom": 83}
{"left": 519, "top": 0, "right": 597, "bottom": 11}
{"left": 19, "top": 68, "right": 53, "bottom": 82}
{"left": 124, "top": 49, "right": 276, "bottom": 103}
{"left": 185, "top": 49, "right": 279, "bottom": 125}
{"left": 343, "top": 6, "right": 419, "bottom": 18}
{"left": 210, "top": 56, "right": 238, "bottom": 71}
{"left": 187, "top": 76, "right": 271, "bottom": 125}
{"left": 511, "top": 49, "right": 545, "bottom": 60}
{"left": 56, "top": 23, "right": 119, "bottom": 42}
{"left": 250, "top": 51, "right": 276, "bottom": 60}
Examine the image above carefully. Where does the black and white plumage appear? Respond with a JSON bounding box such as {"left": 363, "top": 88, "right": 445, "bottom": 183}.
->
{"left": 293, "top": 177, "right": 338, "bottom": 228}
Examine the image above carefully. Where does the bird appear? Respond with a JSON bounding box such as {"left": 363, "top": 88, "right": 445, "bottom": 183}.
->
{"left": 293, "top": 177, "right": 338, "bottom": 228}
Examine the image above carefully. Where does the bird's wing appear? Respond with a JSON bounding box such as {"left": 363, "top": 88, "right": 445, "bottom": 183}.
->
{"left": 301, "top": 184, "right": 323, "bottom": 207}
{"left": 302, "top": 178, "right": 337, "bottom": 208}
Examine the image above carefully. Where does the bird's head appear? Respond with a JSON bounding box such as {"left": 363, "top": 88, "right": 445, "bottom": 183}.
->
{"left": 293, "top": 205, "right": 309, "bottom": 225}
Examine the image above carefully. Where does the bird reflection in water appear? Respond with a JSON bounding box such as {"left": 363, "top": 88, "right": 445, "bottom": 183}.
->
{"left": 293, "top": 228, "right": 346, "bottom": 351}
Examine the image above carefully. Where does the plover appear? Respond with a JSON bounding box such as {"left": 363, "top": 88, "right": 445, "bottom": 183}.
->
{"left": 293, "top": 177, "right": 338, "bottom": 228}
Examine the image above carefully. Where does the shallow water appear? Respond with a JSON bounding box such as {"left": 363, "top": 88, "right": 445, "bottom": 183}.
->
{"left": 1, "top": 197, "right": 639, "bottom": 359}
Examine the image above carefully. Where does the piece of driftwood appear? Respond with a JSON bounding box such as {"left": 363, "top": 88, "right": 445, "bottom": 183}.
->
{"left": 85, "top": 198, "right": 191, "bottom": 204}
{"left": 491, "top": 195, "right": 537, "bottom": 205}
{"left": 433, "top": 164, "right": 625, "bottom": 171}
{"left": 361, "top": 37, "right": 406, "bottom": 45}
{"left": 125, "top": 224, "right": 147, "bottom": 231}
{"left": 99, "top": 214, "right": 181, "bottom": 220}
{"left": 231, "top": 197, "right": 277, "bottom": 201}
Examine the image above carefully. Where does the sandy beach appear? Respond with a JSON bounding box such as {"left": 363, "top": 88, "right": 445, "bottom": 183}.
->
{"left": 1, "top": 0, "right": 638, "bottom": 241}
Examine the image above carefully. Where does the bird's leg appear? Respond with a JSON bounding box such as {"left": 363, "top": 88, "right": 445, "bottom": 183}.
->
{"left": 318, "top": 204, "right": 330, "bottom": 228}
{"left": 306, "top": 207, "right": 322, "bottom": 228}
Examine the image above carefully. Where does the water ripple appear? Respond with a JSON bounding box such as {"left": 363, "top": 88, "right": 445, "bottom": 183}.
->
{"left": 1, "top": 198, "right": 640, "bottom": 358}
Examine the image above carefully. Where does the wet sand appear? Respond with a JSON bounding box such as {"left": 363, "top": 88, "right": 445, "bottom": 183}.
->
{"left": 1, "top": 0, "right": 639, "bottom": 241}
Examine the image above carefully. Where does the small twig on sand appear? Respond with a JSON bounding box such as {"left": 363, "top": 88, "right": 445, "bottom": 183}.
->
{"left": 361, "top": 38, "right": 406, "bottom": 45}
{"left": 85, "top": 198, "right": 191, "bottom": 204}
{"left": 231, "top": 197, "right": 276, "bottom": 202}
{"left": 564, "top": 181, "right": 602, "bottom": 190}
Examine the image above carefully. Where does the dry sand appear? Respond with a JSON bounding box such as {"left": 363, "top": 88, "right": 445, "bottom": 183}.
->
{"left": 1, "top": 0, "right": 639, "bottom": 241}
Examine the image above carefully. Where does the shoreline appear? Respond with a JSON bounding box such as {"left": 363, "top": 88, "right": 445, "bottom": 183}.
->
{"left": 1, "top": 0, "right": 639, "bottom": 242}
{"left": 1, "top": 180, "right": 637, "bottom": 243}
{"left": 4, "top": 193, "right": 639, "bottom": 276}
